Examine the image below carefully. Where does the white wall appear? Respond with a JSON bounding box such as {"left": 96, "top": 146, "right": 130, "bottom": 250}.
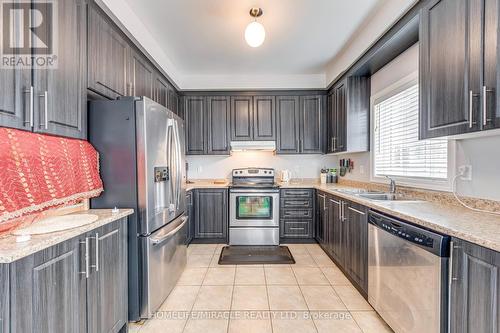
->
{"left": 187, "top": 153, "right": 337, "bottom": 180}
{"left": 338, "top": 43, "right": 500, "bottom": 201}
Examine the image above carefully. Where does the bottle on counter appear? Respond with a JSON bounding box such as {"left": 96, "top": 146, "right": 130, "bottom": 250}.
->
{"left": 331, "top": 169, "right": 338, "bottom": 183}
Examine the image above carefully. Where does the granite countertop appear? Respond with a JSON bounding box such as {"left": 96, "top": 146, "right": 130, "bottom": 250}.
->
{"left": 280, "top": 180, "right": 500, "bottom": 252}
{"left": 186, "top": 179, "right": 230, "bottom": 191}
{"left": 0, "top": 208, "right": 134, "bottom": 264}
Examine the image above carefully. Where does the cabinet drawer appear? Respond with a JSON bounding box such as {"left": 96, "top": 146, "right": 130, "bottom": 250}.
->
{"left": 281, "top": 221, "right": 312, "bottom": 237}
{"left": 280, "top": 189, "right": 313, "bottom": 198}
{"left": 281, "top": 209, "right": 313, "bottom": 219}
{"left": 280, "top": 198, "right": 313, "bottom": 208}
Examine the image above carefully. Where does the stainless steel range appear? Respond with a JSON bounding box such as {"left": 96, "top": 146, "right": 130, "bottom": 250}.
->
{"left": 229, "top": 168, "right": 280, "bottom": 245}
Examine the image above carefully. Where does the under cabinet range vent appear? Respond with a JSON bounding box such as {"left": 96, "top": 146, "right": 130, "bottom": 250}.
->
{"left": 230, "top": 141, "right": 276, "bottom": 152}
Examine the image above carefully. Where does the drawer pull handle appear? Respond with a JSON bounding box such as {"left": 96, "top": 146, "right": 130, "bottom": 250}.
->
{"left": 347, "top": 207, "right": 365, "bottom": 215}
{"left": 289, "top": 227, "right": 305, "bottom": 231}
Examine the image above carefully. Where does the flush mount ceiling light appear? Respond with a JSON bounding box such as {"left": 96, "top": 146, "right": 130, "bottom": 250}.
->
{"left": 245, "top": 7, "right": 265, "bottom": 48}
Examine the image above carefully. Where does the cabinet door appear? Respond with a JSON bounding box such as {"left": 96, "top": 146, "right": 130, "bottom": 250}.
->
{"left": 315, "top": 192, "right": 327, "bottom": 245}
{"left": 194, "top": 189, "right": 228, "bottom": 239}
{"left": 0, "top": 67, "right": 32, "bottom": 131}
{"left": 168, "top": 87, "right": 179, "bottom": 114}
{"left": 10, "top": 237, "right": 87, "bottom": 333}
{"left": 184, "top": 96, "right": 207, "bottom": 155}
{"left": 207, "top": 96, "right": 230, "bottom": 155}
{"left": 276, "top": 96, "right": 300, "bottom": 154}
{"left": 483, "top": 0, "right": 500, "bottom": 130}
{"left": 129, "top": 49, "right": 154, "bottom": 99}
{"left": 327, "top": 196, "right": 343, "bottom": 264}
{"left": 87, "top": 220, "right": 128, "bottom": 333}
{"left": 0, "top": 264, "right": 9, "bottom": 333}
{"left": 253, "top": 96, "right": 276, "bottom": 141}
{"left": 420, "top": 0, "right": 482, "bottom": 139}
{"left": 34, "top": 0, "right": 86, "bottom": 139}
{"left": 87, "top": 5, "right": 129, "bottom": 99}
{"left": 449, "top": 238, "right": 500, "bottom": 333}
{"left": 344, "top": 202, "right": 368, "bottom": 294}
{"left": 154, "top": 74, "right": 169, "bottom": 107}
{"left": 300, "top": 95, "right": 324, "bottom": 154}
{"left": 335, "top": 83, "right": 347, "bottom": 152}
{"left": 326, "top": 92, "right": 335, "bottom": 153}
{"left": 186, "top": 191, "right": 194, "bottom": 244}
{"left": 231, "top": 96, "right": 253, "bottom": 141}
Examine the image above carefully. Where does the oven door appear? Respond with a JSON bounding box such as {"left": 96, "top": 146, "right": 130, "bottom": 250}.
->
{"left": 230, "top": 189, "right": 279, "bottom": 227}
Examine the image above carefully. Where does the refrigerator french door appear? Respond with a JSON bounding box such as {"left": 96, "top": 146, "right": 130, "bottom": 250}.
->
{"left": 89, "top": 97, "right": 187, "bottom": 320}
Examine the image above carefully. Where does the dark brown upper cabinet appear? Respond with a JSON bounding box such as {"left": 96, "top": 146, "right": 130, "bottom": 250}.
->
{"left": 230, "top": 96, "right": 253, "bottom": 141}
{"left": 276, "top": 96, "right": 301, "bottom": 153}
{"left": 253, "top": 96, "right": 276, "bottom": 141}
{"left": 153, "top": 72, "right": 169, "bottom": 107}
{"left": 129, "top": 49, "right": 154, "bottom": 99}
{"left": 207, "top": 96, "right": 230, "bottom": 155}
{"left": 420, "top": 0, "right": 500, "bottom": 139}
{"left": 87, "top": 4, "right": 129, "bottom": 100}
{"left": 0, "top": 0, "right": 86, "bottom": 139}
{"left": 327, "top": 77, "right": 369, "bottom": 154}
{"left": 184, "top": 96, "right": 207, "bottom": 155}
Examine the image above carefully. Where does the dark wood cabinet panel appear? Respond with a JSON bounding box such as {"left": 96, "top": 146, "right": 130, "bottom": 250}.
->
{"left": 300, "top": 95, "right": 325, "bottom": 154}
{"left": 326, "top": 92, "right": 335, "bottom": 153}
{"left": 207, "top": 96, "right": 230, "bottom": 155}
{"left": 186, "top": 191, "right": 195, "bottom": 244}
{"left": 449, "top": 238, "right": 500, "bottom": 333}
{"left": 168, "top": 87, "right": 179, "bottom": 114}
{"left": 0, "top": 264, "right": 9, "bottom": 333}
{"left": 315, "top": 192, "right": 327, "bottom": 244}
{"left": 33, "top": 0, "right": 87, "bottom": 139}
{"left": 10, "top": 237, "right": 87, "bottom": 333}
{"left": 230, "top": 96, "right": 253, "bottom": 141}
{"left": 194, "top": 189, "right": 228, "bottom": 240}
{"left": 276, "top": 96, "right": 300, "bottom": 154}
{"left": 184, "top": 96, "right": 207, "bottom": 155}
{"left": 129, "top": 50, "right": 154, "bottom": 99}
{"left": 0, "top": 66, "right": 32, "bottom": 131}
{"left": 280, "top": 188, "right": 315, "bottom": 240}
{"left": 253, "top": 96, "right": 276, "bottom": 141}
{"left": 420, "top": 0, "right": 481, "bottom": 138}
{"left": 344, "top": 202, "right": 368, "bottom": 294}
{"left": 483, "top": 0, "right": 500, "bottom": 130}
{"left": 327, "top": 195, "right": 343, "bottom": 265}
{"left": 153, "top": 73, "right": 169, "bottom": 107}
{"left": 87, "top": 4, "right": 129, "bottom": 100}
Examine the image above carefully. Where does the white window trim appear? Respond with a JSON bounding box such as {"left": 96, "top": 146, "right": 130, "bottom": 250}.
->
{"left": 369, "top": 71, "right": 456, "bottom": 191}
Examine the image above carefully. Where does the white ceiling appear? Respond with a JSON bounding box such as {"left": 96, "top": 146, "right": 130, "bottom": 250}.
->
{"left": 117, "top": 0, "right": 385, "bottom": 88}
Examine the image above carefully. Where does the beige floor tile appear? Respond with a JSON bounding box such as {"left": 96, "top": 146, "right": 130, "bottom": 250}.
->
{"left": 292, "top": 267, "right": 329, "bottom": 285}
{"left": 320, "top": 266, "right": 351, "bottom": 286}
{"left": 351, "top": 311, "right": 393, "bottom": 333}
{"left": 188, "top": 244, "right": 218, "bottom": 255}
{"left": 284, "top": 244, "right": 309, "bottom": 255}
{"left": 183, "top": 318, "right": 229, "bottom": 333}
{"left": 333, "top": 286, "right": 372, "bottom": 311}
{"left": 203, "top": 267, "right": 236, "bottom": 285}
{"left": 264, "top": 266, "right": 298, "bottom": 285}
{"left": 228, "top": 317, "right": 272, "bottom": 333}
{"left": 193, "top": 285, "right": 233, "bottom": 310}
{"left": 159, "top": 285, "right": 200, "bottom": 311}
{"left": 235, "top": 266, "right": 266, "bottom": 285}
{"left": 267, "top": 285, "right": 308, "bottom": 310}
{"left": 305, "top": 243, "right": 325, "bottom": 255}
{"left": 177, "top": 267, "right": 208, "bottom": 286}
{"left": 187, "top": 254, "right": 213, "bottom": 268}
{"left": 292, "top": 254, "right": 318, "bottom": 267}
{"left": 311, "top": 253, "right": 336, "bottom": 267}
{"left": 139, "top": 318, "right": 187, "bottom": 333}
{"left": 231, "top": 286, "right": 269, "bottom": 310}
{"left": 271, "top": 317, "right": 317, "bottom": 333}
{"left": 127, "top": 322, "right": 143, "bottom": 333}
{"left": 313, "top": 313, "right": 362, "bottom": 333}
{"left": 300, "top": 285, "right": 347, "bottom": 311}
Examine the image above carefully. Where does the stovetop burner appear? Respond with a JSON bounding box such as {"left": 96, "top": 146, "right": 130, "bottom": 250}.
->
{"left": 231, "top": 167, "right": 277, "bottom": 189}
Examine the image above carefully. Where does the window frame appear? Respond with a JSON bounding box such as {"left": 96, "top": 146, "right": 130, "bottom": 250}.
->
{"left": 369, "top": 71, "right": 456, "bottom": 191}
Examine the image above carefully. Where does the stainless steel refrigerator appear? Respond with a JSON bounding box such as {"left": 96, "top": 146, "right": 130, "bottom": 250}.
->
{"left": 89, "top": 97, "right": 187, "bottom": 320}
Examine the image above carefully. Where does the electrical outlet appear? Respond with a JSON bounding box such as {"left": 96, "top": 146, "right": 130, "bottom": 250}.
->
{"left": 458, "top": 165, "right": 472, "bottom": 181}
{"left": 197, "top": 166, "right": 203, "bottom": 173}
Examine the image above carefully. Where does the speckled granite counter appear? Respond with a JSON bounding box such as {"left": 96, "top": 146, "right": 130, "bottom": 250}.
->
{"left": 186, "top": 179, "right": 229, "bottom": 191}
{"left": 0, "top": 208, "right": 133, "bottom": 263}
{"left": 280, "top": 180, "right": 500, "bottom": 252}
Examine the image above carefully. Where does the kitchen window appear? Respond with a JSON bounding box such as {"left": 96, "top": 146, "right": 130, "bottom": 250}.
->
{"left": 371, "top": 73, "right": 453, "bottom": 190}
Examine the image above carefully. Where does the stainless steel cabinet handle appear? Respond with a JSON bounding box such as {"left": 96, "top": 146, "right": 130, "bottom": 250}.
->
{"left": 90, "top": 233, "right": 99, "bottom": 272}
{"left": 39, "top": 91, "right": 48, "bottom": 129}
{"left": 23, "top": 86, "right": 34, "bottom": 127}
{"left": 469, "top": 90, "right": 473, "bottom": 128}
{"left": 79, "top": 237, "right": 90, "bottom": 278}
{"left": 347, "top": 206, "right": 365, "bottom": 215}
{"left": 449, "top": 241, "right": 459, "bottom": 284}
{"left": 482, "top": 86, "right": 494, "bottom": 126}
{"left": 289, "top": 227, "right": 305, "bottom": 231}
{"left": 333, "top": 137, "right": 337, "bottom": 151}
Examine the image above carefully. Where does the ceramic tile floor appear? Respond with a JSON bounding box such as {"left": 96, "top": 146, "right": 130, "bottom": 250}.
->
{"left": 129, "top": 243, "right": 393, "bottom": 333}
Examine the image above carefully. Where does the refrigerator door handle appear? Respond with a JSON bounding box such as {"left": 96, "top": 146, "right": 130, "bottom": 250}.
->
{"left": 174, "top": 120, "right": 182, "bottom": 209}
{"left": 167, "top": 121, "right": 175, "bottom": 210}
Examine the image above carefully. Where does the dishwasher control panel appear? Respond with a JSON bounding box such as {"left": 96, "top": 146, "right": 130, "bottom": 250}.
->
{"left": 369, "top": 210, "right": 449, "bottom": 257}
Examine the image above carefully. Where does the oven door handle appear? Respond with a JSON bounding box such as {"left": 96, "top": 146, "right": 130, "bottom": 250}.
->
{"left": 229, "top": 188, "right": 280, "bottom": 193}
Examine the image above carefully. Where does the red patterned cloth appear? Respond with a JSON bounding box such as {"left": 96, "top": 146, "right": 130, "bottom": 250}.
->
{"left": 0, "top": 128, "right": 103, "bottom": 232}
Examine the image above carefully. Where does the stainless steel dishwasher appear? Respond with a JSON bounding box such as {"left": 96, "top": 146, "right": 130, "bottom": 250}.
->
{"left": 368, "top": 211, "right": 449, "bottom": 333}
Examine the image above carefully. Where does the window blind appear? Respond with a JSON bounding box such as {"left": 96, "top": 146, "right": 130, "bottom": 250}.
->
{"left": 374, "top": 83, "right": 448, "bottom": 179}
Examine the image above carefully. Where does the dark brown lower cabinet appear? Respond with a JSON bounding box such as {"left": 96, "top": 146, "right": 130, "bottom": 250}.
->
{"left": 186, "top": 191, "right": 195, "bottom": 244}
{"left": 0, "top": 264, "right": 8, "bottom": 333}
{"left": 280, "top": 189, "right": 315, "bottom": 240}
{"left": 194, "top": 189, "right": 228, "bottom": 241}
{"left": 449, "top": 237, "right": 500, "bottom": 333}
{"left": 6, "top": 218, "right": 127, "bottom": 333}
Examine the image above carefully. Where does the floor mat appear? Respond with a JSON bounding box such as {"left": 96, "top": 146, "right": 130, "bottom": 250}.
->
{"left": 218, "top": 245, "right": 295, "bottom": 265}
